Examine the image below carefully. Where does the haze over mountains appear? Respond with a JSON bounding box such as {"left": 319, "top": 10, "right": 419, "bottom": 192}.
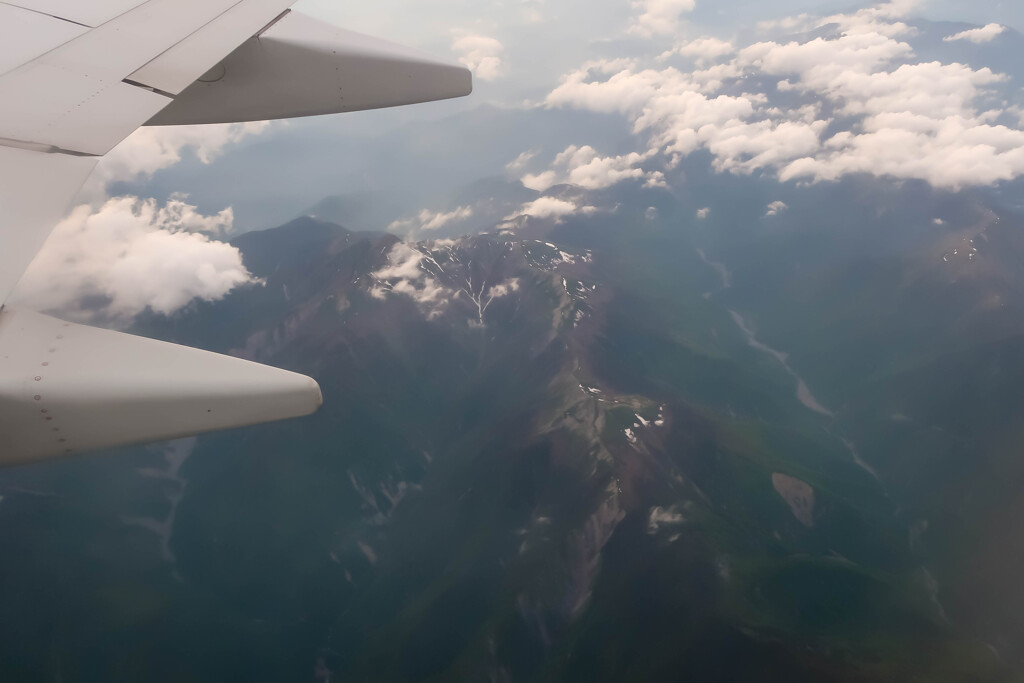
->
{"left": 5, "top": 1, "right": 1024, "bottom": 681}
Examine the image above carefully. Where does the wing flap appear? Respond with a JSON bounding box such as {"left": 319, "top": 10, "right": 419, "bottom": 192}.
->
{"left": 0, "top": 308, "right": 322, "bottom": 465}
{"left": 0, "top": 66, "right": 170, "bottom": 155}
{"left": 128, "top": 0, "right": 294, "bottom": 96}
{"left": 0, "top": 0, "right": 245, "bottom": 156}
{"left": 148, "top": 11, "right": 472, "bottom": 126}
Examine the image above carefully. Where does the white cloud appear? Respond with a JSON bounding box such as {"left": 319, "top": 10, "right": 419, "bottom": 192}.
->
{"left": 944, "top": 24, "right": 1006, "bottom": 44}
{"left": 521, "top": 145, "right": 659, "bottom": 191}
{"left": 764, "top": 200, "right": 788, "bottom": 216}
{"left": 547, "top": 61, "right": 809, "bottom": 172}
{"left": 738, "top": 32, "right": 912, "bottom": 81}
{"left": 546, "top": 60, "right": 672, "bottom": 116}
{"left": 373, "top": 242, "right": 425, "bottom": 280}
{"left": 665, "top": 37, "right": 735, "bottom": 64}
{"left": 371, "top": 243, "right": 453, "bottom": 318}
{"left": 507, "top": 197, "right": 596, "bottom": 221}
{"left": 696, "top": 207, "right": 710, "bottom": 219}
{"left": 14, "top": 122, "right": 274, "bottom": 322}
{"left": 702, "top": 119, "right": 828, "bottom": 174}
{"left": 87, "top": 123, "right": 270, "bottom": 200}
{"left": 822, "top": 6, "right": 916, "bottom": 38}
{"left": 452, "top": 34, "right": 505, "bottom": 81}
{"left": 543, "top": 1, "right": 1024, "bottom": 191}
{"left": 388, "top": 205, "right": 474, "bottom": 233}
{"left": 487, "top": 278, "right": 521, "bottom": 299}
{"left": 744, "top": 38, "right": 1000, "bottom": 120}
{"left": 644, "top": 171, "right": 668, "bottom": 188}
{"left": 12, "top": 198, "right": 254, "bottom": 320}
{"left": 779, "top": 114, "right": 1024, "bottom": 188}
{"left": 421, "top": 206, "right": 474, "bottom": 231}
{"left": 629, "top": 0, "right": 695, "bottom": 37}
{"left": 506, "top": 149, "right": 539, "bottom": 173}
{"left": 647, "top": 505, "right": 685, "bottom": 533}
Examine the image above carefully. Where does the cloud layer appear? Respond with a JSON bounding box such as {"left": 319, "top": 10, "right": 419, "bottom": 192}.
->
{"left": 538, "top": 2, "right": 1024, "bottom": 191}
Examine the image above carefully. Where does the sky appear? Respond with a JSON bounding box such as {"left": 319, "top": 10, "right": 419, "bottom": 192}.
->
{"left": 9, "top": 0, "right": 1024, "bottom": 322}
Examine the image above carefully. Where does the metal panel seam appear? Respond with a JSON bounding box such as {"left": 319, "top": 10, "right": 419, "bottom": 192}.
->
{"left": 0, "top": 2, "right": 88, "bottom": 26}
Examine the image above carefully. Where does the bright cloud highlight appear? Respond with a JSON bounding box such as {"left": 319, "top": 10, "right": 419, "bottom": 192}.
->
{"left": 944, "top": 24, "right": 1005, "bottom": 44}
{"left": 543, "top": 4, "right": 1024, "bottom": 191}
{"left": 521, "top": 146, "right": 660, "bottom": 191}
{"left": 452, "top": 34, "right": 506, "bottom": 81}
{"left": 507, "top": 197, "right": 597, "bottom": 221}
{"left": 389, "top": 206, "right": 475, "bottom": 233}
{"left": 14, "top": 123, "right": 271, "bottom": 321}
{"left": 12, "top": 198, "right": 255, "bottom": 321}
{"left": 629, "top": 0, "right": 696, "bottom": 37}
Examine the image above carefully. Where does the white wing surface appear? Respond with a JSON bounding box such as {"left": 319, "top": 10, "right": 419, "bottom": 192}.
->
{"left": 0, "top": 309, "right": 322, "bottom": 464}
{"left": 0, "top": 0, "right": 472, "bottom": 465}
{"left": 3, "top": 1, "right": 147, "bottom": 28}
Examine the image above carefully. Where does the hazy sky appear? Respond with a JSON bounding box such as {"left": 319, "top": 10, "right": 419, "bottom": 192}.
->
{"left": 292, "top": 0, "right": 1023, "bottom": 105}
{"left": 11, "top": 0, "right": 1024, "bottom": 322}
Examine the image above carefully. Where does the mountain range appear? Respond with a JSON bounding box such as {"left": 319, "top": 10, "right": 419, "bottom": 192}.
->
{"left": 3, "top": 162, "right": 1024, "bottom": 680}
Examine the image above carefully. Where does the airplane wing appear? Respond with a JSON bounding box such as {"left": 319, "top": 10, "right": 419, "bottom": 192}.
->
{"left": 0, "top": 1, "right": 472, "bottom": 465}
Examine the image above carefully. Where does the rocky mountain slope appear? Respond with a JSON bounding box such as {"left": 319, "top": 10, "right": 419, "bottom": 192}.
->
{"left": 2, "top": 172, "right": 1024, "bottom": 680}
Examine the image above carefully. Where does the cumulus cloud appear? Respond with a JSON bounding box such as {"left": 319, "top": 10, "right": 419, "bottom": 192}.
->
{"left": 373, "top": 243, "right": 425, "bottom": 281}
{"left": 452, "top": 34, "right": 505, "bottom": 81}
{"left": 764, "top": 200, "right": 788, "bottom": 216}
{"left": 779, "top": 114, "right": 1024, "bottom": 188}
{"left": 944, "top": 24, "right": 1005, "bottom": 44}
{"left": 663, "top": 37, "right": 735, "bottom": 64}
{"left": 86, "top": 122, "right": 270, "bottom": 199}
{"left": 506, "top": 149, "right": 539, "bottom": 173}
{"left": 14, "top": 122, "right": 272, "bottom": 321}
{"left": 11, "top": 197, "right": 255, "bottom": 321}
{"left": 487, "top": 278, "right": 520, "bottom": 299}
{"left": 388, "top": 205, "right": 474, "bottom": 233}
{"left": 506, "top": 197, "right": 597, "bottom": 221}
{"left": 521, "top": 145, "right": 660, "bottom": 191}
{"left": 546, "top": 60, "right": 813, "bottom": 172}
{"left": 542, "top": 1, "right": 1024, "bottom": 191}
{"left": 371, "top": 243, "right": 452, "bottom": 318}
{"left": 629, "top": 0, "right": 695, "bottom": 37}
{"left": 821, "top": 3, "right": 917, "bottom": 37}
